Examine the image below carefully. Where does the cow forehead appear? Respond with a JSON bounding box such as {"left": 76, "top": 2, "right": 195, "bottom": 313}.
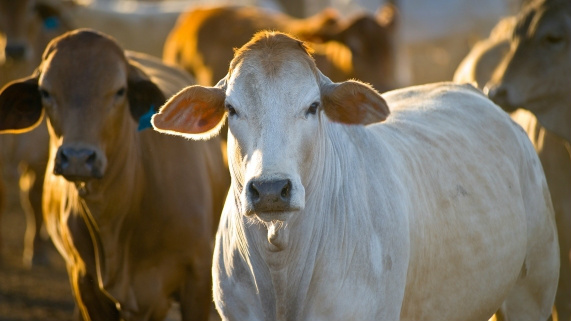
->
{"left": 227, "top": 54, "right": 321, "bottom": 115}
{"left": 40, "top": 33, "right": 128, "bottom": 94}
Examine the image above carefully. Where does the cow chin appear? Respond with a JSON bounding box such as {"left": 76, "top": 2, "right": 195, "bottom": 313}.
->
{"left": 253, "top": 210, "right": 299, "bottom": 224}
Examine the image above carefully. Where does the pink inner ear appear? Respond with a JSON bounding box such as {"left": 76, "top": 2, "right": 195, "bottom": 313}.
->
{"left": 153, "top": 86, "right": 226, "bottom": 134}
{"left": 323, "top": 81, "right": 390, "bottom": 125}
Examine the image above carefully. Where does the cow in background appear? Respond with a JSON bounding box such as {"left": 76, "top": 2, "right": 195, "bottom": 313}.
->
{"left": 0, "top": 0, "right": 189, "bottom": 267}
{"left": 163, "top": 4, "right": 397, "bottom": 92}
{"left": 454, "top": 7, "right": 571, "bottom": 319}
{"left": 153, "top": 31, "right": 559, "bottom": 321}
{"left": 0, "top": 29, "right": 229, "bottom": 320}
{"left": 0, "top": 0, "right": 71, "bottom": 267}
{"left": 486, "top": 0, "right": 571, "bottom": 144}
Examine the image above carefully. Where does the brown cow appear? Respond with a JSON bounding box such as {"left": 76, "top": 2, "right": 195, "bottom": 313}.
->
{"left": 162, "top": 5, "right": 397, "bottom": 92}
{"left": 0, "top": 0, "right": 186, "bottom": 267}
{"left": 0, "top": 29, "right": 229, "bottom": 320}
{"left": 454, "top": 14, "right": 571, "bottom": 321}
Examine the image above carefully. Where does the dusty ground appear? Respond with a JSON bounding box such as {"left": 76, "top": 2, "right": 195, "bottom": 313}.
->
{"left": 0, "top": 198, "right": 219, "bottom": 321}
{"left": 0, "top": 203, "right": 75, "bottom": 321}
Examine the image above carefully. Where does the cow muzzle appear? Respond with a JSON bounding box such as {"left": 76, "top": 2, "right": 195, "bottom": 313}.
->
{"left": 245, "top": 178, "right": 299, "bottom": 215}
{"left": 4, "top": 42, "right": 29, "bottom": 61}
{"left": 54, "top": 146, "right": 106, "bottom": 181}
{"left": 485, "top": 83, "right": 519, "bottom": 112}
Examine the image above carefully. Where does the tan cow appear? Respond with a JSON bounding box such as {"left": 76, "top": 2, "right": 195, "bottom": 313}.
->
{"left": 162, "top": 4, "right": 397, "bottom": 92}
{"left": 0, "top": 29, "right": 229, "bottom": 320}
{"left": 454, "top": 12, "right": 571, "bottom": 321}
{"left": 0, "top": 0, "right": 187, "bottom": 267}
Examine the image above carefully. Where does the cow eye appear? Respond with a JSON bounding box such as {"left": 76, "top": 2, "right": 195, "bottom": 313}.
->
{"left": 39, "top": 88, "right": 51, "bottom": 100}
{"left": 543, "top": 34, "right": 564, "bottom": 45}
{"left": 306, "top": 102, "right": 319, "bottom": 116}
{"left": 226, "top": 104, "right": 238, "bottom": 117}
{"left": 115, "top": 87, "right": 126, "bottom": 97}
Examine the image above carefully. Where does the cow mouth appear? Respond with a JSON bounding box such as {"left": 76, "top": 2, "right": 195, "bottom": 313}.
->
{"left": 253, "top": 210, "right": 296, "bottom": 223}
{"left": 74, "top": 181, "right": 90, "bottom": 197}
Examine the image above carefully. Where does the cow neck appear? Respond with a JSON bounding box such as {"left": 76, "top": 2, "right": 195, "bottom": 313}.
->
{"left": 82, "top": 115, "right": 144, "bottom": 220}
{"left": 534, "top": 98, "right": 571, "bottom": 146}
{"left": 79, "top": 114, "right": 145, "bottom": 295}
{"left": 248, "top": 120, "right": 362, "bottom": 320}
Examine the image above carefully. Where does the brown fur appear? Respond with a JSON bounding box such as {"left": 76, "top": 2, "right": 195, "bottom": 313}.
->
{"left": 321, "top": 80, "right": 389, "bottom": 124}
{"left": 0, "top": 29, "right": 229, "bottom": 320}
{"left": 230, "top": 31, "right": 317, "bottom": 78}
{"left": 163, "top": 5, "right": 397, "bottom": 92}
{"left": 0, "top": 0, "right": 69, "bottom": 267}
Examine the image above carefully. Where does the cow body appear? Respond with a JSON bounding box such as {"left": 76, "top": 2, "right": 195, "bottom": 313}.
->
{"left": 454, "top": 13, "right": 571, "bottom": 320}
{"left": 0, "top": 29, "right": 229, "bottom": 320}
{"left": 153, "top": 31, "right": 559, "bottom": 321}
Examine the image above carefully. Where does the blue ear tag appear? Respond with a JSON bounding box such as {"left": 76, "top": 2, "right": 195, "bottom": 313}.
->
{"left": 138, "top": 105, "right": 155, "bottom": 131}
{"left": 43, "top": 17, "right": 60, "bottom": 31}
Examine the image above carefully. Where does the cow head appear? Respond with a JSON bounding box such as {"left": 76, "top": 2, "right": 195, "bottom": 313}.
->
{"left": 486, "top": 0, "right": 571, "bottom": 143}
{"left": 308, "top": 3, "right": 398, "bottom": 92}
{"left": 0, "top": 29, "right": 164, "bottom": 184}
{"left": 153, "top": 31, "right": 388, "bottom": 223}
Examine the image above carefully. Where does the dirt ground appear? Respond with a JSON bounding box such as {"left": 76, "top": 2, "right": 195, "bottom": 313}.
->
{"left": 0, "top": 198, "right": 217, "bottom": 321}
{"left": 0, "top": 203, "right": 75, "bottom": 321}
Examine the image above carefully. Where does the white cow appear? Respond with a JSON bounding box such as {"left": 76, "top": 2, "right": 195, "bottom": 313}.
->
{"left": 152, "top": 31, "right": 559, "bottom": 321}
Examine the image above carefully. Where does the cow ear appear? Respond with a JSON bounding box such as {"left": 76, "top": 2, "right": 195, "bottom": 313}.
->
{"left": 152, "top": 85, "right": 226, "bottom": 140}
{"left": 376, "top": 2, "right": 398, "bottom": 32}
{"left": 321, "top": 79, "right": 390, "bottom": 125}
{"left": 126, "top": 61, "right": 166, "bottom": 123}
{"left": 0, "top": 77, "right": 44, "bottom": 134}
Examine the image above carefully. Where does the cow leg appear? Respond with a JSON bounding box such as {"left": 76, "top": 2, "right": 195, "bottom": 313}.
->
{"left": 70, "top": 267, "right": 120, "bottom": 321}
{"left": 496, "top": 240, "right": 559, "bottom": 320}
{"left": 179, "top": 259, "right": 212, "bottom": 320}
{"left": 0, "top": 171, "right": 4, "bottom": 262}
{"left": 20, "top": 167, "right": 51, "bottom": 268}
{"left": 554, "top": 209, "right": 571, "bottom": 321}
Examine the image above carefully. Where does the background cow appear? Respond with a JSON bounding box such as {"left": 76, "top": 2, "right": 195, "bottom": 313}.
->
{"left": 0, "top": 0, "right": 69, "bottom": 268}
{"left": 153, "top": 31, "right": 559, "bottom": 321}
{"left": 454, "top": 1, "right": 571, "bottom": 319}
{"left": 162, "top": 4, "right": 397, "bottom": 92}
{"left": 486, "top": 0, "right": 571, "bottom": 144}
{"left": 0, "top": 29, "right": 229, "bottom": 320}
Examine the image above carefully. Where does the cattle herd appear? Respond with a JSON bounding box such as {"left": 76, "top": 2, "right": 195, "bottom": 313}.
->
{"left": 0, "top": 0, "right": 568, "bottom": 321}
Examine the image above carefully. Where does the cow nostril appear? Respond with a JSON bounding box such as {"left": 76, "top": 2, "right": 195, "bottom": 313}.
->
{"left": 59, "top": 150, "right": 69, "bottom": 163}
{"left": 5, "top": 44, "right": 27, "bottom": 60}
{"left": 248, "top": 182, "right": 260, "bottom": 201}
{"left": 86, "top": 151, "right": 97, "bottom": 165}
{"left": 281, "top": 180, "right": 291, "bottom": 199}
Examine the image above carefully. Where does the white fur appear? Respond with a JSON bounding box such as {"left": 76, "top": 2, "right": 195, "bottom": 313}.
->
{"left": 212, "top": 54, "right": 559, "bottom": 320}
